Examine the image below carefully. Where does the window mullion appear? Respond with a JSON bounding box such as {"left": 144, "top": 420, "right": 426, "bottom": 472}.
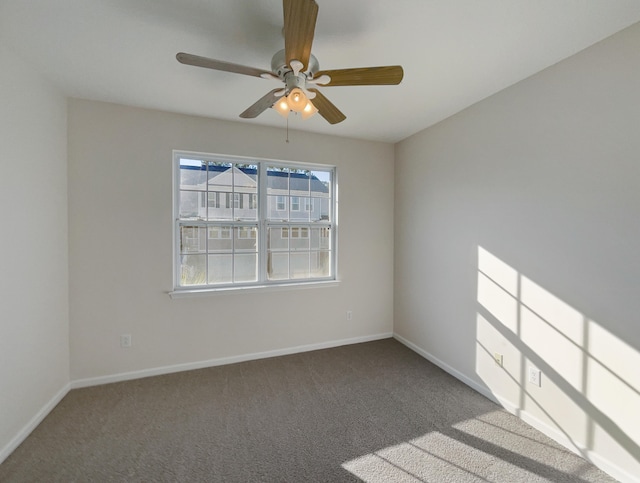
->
{"left": 258, "top": 163, "right": 268, "bottom": 283}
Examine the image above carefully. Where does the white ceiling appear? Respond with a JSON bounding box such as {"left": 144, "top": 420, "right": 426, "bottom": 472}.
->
{"left": 2, "top": 0, "right": 640, "bottom": 143}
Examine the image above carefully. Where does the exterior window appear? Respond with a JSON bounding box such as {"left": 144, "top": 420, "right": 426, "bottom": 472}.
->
{"left": 290, "top": 227, "right": 309, "bottom": 238}
{"left": 207, "top": 226, "right": 231, "bottom": 239}
{"left": 175, "top": 152, "right": 335, "bottom": 289}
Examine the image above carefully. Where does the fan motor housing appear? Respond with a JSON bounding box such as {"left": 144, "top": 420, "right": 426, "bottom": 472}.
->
{"left": 271, "top": 49, "right": 319, "bottom": 79}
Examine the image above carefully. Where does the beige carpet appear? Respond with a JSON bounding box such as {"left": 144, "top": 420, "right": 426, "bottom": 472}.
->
{"left": 0, "top": 339, "right": 616, "bottom": 482}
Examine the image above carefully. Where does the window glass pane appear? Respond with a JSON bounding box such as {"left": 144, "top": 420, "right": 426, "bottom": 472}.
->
{"left": 267, "top": 166, "right": 289, "bottom": 195}
{"left": 290, "top": 227, "right": 310, "bottom": 250}
{"left": 310, "top": 227, "right": 331, "bottom": 250}
{"left": 268, "top": 227, "right": 289, "bottom": 251}
{"left": 310, "top": 251, "right": 331, "bottom": 278}
{"left": 179, "top": 191, "right": 203, "bottom": 219}
{"left": 234, "top": 164, "right": 258, "bottom": 187}
{"left": 180, "top": 254, "right": 206, "bottom": 285}
{"left": 268, "top": 195, "right": 289, "bottom": 221}
{"left": 290, "top": 197, "right": 310, "bottom": 221}
{"left": 180, "top": 159, "right": 207, "bottom": 190}
{"left": 180, "top": 226, "right": 206, "bottom": 253}
{"left": 234, "top": 253, "right": 257, "bottom": 283}
{"left": 267, "top": 252, "right": 289, "bottom": 280}
{"left": 290, "top": 169, "right": 310, "bottom": 196}
{"left": 234, "top": 226, "right": 258, "bottom": 251}
{"left": 208, "top": 225, "right": 233, "bottom": 252}
{"left": 207, "top": 162, "right": 233, "bottom": 220}
{"left": 311, "top": 170, "right": 331, "bottom": 198}
{"left": 207, "top": 192, "right": 218, "bottom": 209}
{"left": 207, "top": 192, "right": 232, "bottom": 220}
{"left": 313, "top": 197, "right": 330, "bottom": 222}
{"left": 207, "top": 161, "right": 232, "bottom": 182}
{"left": 208, "top": 254, "right": 232, "bottom": 284}
{"left": 290, "top": 252, "right": 310, "bottom": 279}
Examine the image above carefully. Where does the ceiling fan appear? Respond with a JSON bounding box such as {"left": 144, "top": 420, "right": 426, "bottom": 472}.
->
{"left": 176, "top": 0, "right": 404, "bottom": 125}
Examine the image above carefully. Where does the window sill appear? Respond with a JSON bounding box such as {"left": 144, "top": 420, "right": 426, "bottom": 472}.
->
{"left": 168, "top": 280, "right": 340, "bottom": 298}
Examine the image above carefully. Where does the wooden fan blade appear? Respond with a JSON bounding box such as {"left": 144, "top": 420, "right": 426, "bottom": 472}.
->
{"left": 307, "top": 88, "right": 346, "bottom": 124}
{"left": 176, "top": 52, "right": 272, "bottom": 78}
{"left": 240, "top": 89, "right": 285, "bottom": 119}
{"left": 315, "top": 66, "right": 404, "bottom": 86}
{"left": 283, "top": 0, "right": 318, "bottom": 71}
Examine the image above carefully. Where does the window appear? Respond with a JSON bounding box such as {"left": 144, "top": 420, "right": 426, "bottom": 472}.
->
{"left": 175, "top": 152, "right": 335, "bottom": 289}
{"left": 208, "top": 192, "right": 218, "bottom": 209}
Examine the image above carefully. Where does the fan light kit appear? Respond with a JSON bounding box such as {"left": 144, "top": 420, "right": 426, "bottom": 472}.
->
{"left": 177, "top": 0, "right": 404, "bottom": 125}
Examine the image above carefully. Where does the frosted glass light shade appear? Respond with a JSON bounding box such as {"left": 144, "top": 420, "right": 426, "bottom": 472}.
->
{"left": 301, "top": 100, "right": 318, "bottom": 120}
{"left": 273, "top": 97, "right": 290, "bottom": 118}
{"left": 272, "top": 90, "right": 318, "bottom": 120}
{"left": 288, "top": 88, "right": 307, "bottom": 112}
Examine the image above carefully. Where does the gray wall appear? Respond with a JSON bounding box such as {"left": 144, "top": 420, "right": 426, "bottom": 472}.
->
{"left": 0, "top": 44, "right": 69, "bottom": 460}
{"left": 67, "top": 100, "right": 394, "bottom": 382}
{"left": 394, "top": 23, "right": 640, "bottom": 481}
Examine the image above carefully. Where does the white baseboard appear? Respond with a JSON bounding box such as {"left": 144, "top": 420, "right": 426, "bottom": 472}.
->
{"left": 0, "top": 383, "right": 70, "bottom": 465}
{"left": 495, "top": 394, "right": 639, "bottom": 483}
{"left": 393, "top": 333, "right": 639, "bottom": 483}
{"left": 393, "top": 333, "right": 499, "bottom": 403}
{"left": 71, "top": 332, "right": 394, "bottom": 389}
{"left": 2, "top": 334, "right": 392, "bottom": 465}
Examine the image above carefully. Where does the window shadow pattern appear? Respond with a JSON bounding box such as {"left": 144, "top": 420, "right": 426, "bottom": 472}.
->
{"left": 474, "top": 246, "right": 640, "bottom": 480}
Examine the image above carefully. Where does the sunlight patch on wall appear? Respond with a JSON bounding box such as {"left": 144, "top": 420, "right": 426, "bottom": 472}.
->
{"left": 587, "top": 321, "right": 640, "bottom": 466}
{"left": 475, "top": 246, "right": 640, "bottom": 474}
{"left": 477, "top": 247, "right": 518, "bottom": 332}
{"left": 520, "top": 275, "right": 584, "bottom": 390}
{"left": 476, "top": 312, "right": 523, "bottom": 404}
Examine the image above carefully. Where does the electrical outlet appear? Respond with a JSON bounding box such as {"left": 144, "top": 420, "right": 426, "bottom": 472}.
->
{"left": 120, "top": 334, "right": 132, "bottom": 348}
{"left": 493, "top": 353, "right": 503, "bottom": 367}
{"left": 528, "top": 367, "right": 541, "bottom": 387}
{"left": 346, "top": 311, "right": 353, "bottom": 321}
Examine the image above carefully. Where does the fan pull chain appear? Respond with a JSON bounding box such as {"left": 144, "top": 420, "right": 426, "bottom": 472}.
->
{"left": 286, "top": 116, "right": 290, "bottom": 143}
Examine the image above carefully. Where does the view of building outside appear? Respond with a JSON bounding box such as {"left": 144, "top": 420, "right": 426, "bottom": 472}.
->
{"left": 177, "top": 156, "right": 333, "bottom": 287}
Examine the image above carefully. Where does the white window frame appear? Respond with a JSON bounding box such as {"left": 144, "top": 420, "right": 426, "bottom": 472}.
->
{"left": 173, "top": 151, "right": 337, "bottom": 293}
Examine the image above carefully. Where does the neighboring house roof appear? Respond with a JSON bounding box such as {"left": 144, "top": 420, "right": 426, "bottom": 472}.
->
{"left": 267, "top": 170, "right": 329, "bottom": 195}
{"left": 181, "top": 165, "right": 329, "bottom": 194}
{"left": 207, "top": 166, "right": 256, "bottom": 189}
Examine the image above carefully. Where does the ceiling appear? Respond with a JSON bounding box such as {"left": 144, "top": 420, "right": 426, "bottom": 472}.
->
{"left": 2, "top": 0, "right": 640, "bottom": 143}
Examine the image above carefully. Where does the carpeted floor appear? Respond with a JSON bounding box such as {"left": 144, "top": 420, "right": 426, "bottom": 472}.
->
{"left": 0, "top": 339, "right": 617, "bottom": 482}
